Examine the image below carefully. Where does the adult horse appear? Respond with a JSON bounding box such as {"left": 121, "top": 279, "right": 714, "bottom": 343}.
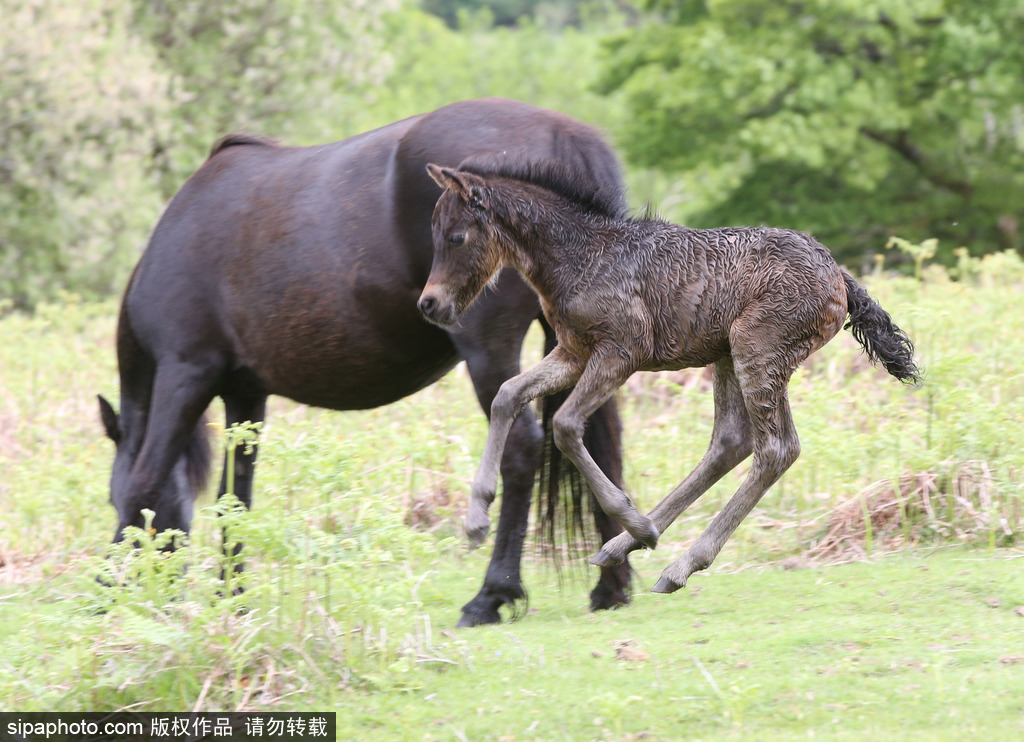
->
{"left": 96, "top": 98, "right": 632, "bottom": 627}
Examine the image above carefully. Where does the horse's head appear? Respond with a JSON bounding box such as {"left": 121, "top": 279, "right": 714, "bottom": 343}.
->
{"left": 418, "top": 163, "right": 503, "bottom": 328}
{"left": 98, "top": 394, "right": 207, "bottom": 541}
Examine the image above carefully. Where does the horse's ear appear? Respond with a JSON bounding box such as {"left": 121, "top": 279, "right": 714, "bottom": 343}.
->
{"left": 426, "top": 164, "right": 489, "bottom": 211}
{"left": 97, "top": 394, "right": 121, "bottom": 443}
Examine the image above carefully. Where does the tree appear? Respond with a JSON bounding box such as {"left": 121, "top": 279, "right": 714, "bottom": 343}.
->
{"left": 0, "top": 0, "right": 173, "bottom": 309}
{"left": 598, "top": 0, "right": 1024, "bottom": 264}
{"left": 0, "top": 0, "right": 404, "bottom": 310}
{"left": 128, "top": 0, "right": 400, "bottom": 193}
{"left": 420, "top": 0, "right": 603, "bottom": 29}
{"left": 343, "top": 7, "right": 627, "bottom": 136}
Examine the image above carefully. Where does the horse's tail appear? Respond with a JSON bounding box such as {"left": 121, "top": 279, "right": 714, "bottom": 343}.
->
{"left": 841, "top": 268, "right": 922, "bottom": 385}
{"left": 536, "top": 321, "right": 624, "bottom": 558}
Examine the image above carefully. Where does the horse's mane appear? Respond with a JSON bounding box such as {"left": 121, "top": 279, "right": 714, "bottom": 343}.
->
{"left": 457, "top": 153, "right": 628, "bottom": 220}
{"left": 208, "top": 133, "right": 279, "bottom": 159}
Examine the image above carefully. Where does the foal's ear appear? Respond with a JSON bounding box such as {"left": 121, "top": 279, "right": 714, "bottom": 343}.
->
{"left": 425, "top": 164, "right": 489, "bottom": 211}
{"left": 426, "top": 163, "right": 455, "bottom": 190}
{"left": 97, "top": 394, "right": 121, "bottom": 443}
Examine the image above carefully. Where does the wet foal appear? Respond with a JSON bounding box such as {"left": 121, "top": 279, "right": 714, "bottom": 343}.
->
{"left": 418, "top": 157, "right": 920, "bottom": 594}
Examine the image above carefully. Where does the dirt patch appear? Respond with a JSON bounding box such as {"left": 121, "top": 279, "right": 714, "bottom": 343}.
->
{"left": 1, "top": 548, "right": 90, "bottom": 586}
{"left": 404, "top": 477, "right": 466, "bottom": 532}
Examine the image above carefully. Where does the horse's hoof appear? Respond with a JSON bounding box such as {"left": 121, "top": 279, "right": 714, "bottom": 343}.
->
{"left": 589, "top": 549, "right": 623, "bottom": 568}
{"left": 590, "top": 584, "right": 630, "bottom": 612}
{"left": 651, "top": 576, "right": 684, "bottom": 594}
{"left": 456, "top": 609, "right": 500, "bottom": 628}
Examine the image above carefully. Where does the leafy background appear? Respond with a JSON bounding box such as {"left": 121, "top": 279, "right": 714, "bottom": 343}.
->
{"left": 2, "top": 0, "right": 1022, "bottom": 310}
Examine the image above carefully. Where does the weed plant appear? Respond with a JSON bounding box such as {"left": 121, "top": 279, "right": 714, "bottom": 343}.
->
{"left": 1, "top": 253, "right": 1022, "bottom": 734}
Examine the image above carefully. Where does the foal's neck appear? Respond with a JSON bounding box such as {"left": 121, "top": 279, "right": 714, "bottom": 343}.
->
{"left": 494, "top": 184, "right": 611, "bottom": 300}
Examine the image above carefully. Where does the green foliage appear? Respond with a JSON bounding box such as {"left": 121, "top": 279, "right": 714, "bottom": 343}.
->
{"left": 599, "top": 0, "right": 1024, "bottom": 264}
{"left": 2, "top": 1, "right": 630, "bottom": 311}
{"left": 128, "top": 0, "right": 401, "bottom": 191}
{"left": 0, "top": 0, "right": 401, "bottom": 309}
{"left": 339, "top": 5, "right": 628, "bottom": 137}
{"left": 0, "top": 0, "right": 172, "bottom": 309}
{"left": 420, "top": 0, "right": 607, "bottom": 28}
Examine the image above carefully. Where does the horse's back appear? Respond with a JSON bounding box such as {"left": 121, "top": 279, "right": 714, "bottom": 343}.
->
{"left": 125, "top": 115, "right": 449, "bottom": 407}
{"left": 122, "top": 99, "right": 623, "bottom": 409}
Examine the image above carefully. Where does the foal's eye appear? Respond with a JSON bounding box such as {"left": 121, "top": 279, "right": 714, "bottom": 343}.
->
{"left": 448, "top": 233, "right": 466, "bottom": 246}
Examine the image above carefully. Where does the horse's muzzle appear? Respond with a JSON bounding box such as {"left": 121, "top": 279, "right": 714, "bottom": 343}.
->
{"left": 417, "top": 291, "right": 457, "bottom": 328}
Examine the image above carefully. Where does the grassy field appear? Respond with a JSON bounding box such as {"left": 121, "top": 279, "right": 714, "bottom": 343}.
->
{"left": 1, "top": 253, "right": 1023, "bottom": 738}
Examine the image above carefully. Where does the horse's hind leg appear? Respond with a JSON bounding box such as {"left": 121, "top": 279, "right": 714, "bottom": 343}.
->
{"left": 582, "top": 396, "right": 633, "bottom": 611}
{"left": 217, "top": 393, "right": 267, "bottom": 581}
{"left": 551, "top": 353, "right": 659, "bottom": 549}
{"left": 653, "top": 352, "right": 802, "bottom": 593}
{"left": 592, "top": 358, "right": 752, "bottom": 567}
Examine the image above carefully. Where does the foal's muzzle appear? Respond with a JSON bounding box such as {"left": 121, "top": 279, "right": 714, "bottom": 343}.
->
{"left": 417, "top": 290, "right": 457, "bottom": 327}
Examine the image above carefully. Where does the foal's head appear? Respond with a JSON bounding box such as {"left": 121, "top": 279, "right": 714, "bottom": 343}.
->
{"left": 418, "top": 163, "right": 503, "bottom": 328}
{"left": 418, "top": 156, "right": 627, "bottom": 327}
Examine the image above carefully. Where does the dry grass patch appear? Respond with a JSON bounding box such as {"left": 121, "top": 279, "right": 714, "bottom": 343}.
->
{"left": 808, "top": 459, "right": 1019, "bottom": 561}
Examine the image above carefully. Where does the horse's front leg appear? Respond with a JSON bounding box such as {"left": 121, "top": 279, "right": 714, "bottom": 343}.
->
{"left": 551, "top": 353, "right": 659, "bottom": 549}
{"left": 466, "top": 347, "right": 583, "bottom": 545}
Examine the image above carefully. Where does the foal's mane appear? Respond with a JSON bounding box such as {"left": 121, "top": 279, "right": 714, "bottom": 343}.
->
{"left": 457, "top": 154, "right": 628, "bottom": 220}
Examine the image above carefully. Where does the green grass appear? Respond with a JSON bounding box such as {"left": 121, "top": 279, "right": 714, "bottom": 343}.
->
{"left": 340, "top": 550, "right": 1024, "bottom": 741}
{"left": 1, "top": 256, "right": 1023, "bottom": 737}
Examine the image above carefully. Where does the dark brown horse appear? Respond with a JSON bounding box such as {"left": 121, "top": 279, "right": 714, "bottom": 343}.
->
{"left": 96, "top": 99, "right": 633, "bottom": 627}
{"left": 419, "top": 156, "right": 920, "bottom": 594}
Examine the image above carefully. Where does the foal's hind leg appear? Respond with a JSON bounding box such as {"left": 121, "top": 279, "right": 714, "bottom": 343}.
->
{"left": 552, "top": 354, "right": 659, "bottom": 549}
{"left": 591, "top": 358, "right": 752, "bottom": 567}
{"left": 652, "top": 354, "right": 802, "bottom": 593}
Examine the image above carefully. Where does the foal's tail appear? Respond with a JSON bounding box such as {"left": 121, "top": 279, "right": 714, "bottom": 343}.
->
{"left": 841, "top": 269, "right": 922, "bottom": 385}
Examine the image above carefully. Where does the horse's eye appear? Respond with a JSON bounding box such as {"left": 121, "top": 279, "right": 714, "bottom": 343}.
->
{"left": 448, "top": 233, "right": 466, "bottom": 246}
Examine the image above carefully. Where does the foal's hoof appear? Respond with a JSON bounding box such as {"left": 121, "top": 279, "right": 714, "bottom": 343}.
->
{"left": 651, "top": 576, "right": 684, "bottom": 594}
{"left": 465, "top": 522, "right": 490, "bottom": 547}
{"left": 466, "top": 501, "right": 493, "bottom": 548}
{"left": 589, "top": 549, "right": 624, "bottom": 568}
{"left": 626, "top": 518, "right": 659, "bottom": 550}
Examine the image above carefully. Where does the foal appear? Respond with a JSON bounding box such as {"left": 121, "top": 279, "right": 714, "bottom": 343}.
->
{"left": 418, "top": 157, "right": 920, "bottom": 594}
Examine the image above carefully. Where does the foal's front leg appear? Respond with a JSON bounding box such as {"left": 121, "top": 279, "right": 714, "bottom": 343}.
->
{"left": 551, "top": 354, "right": 659, "bottom": 549}
{"left": 466, "top": 347, "right": 583, "bottom": 545}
